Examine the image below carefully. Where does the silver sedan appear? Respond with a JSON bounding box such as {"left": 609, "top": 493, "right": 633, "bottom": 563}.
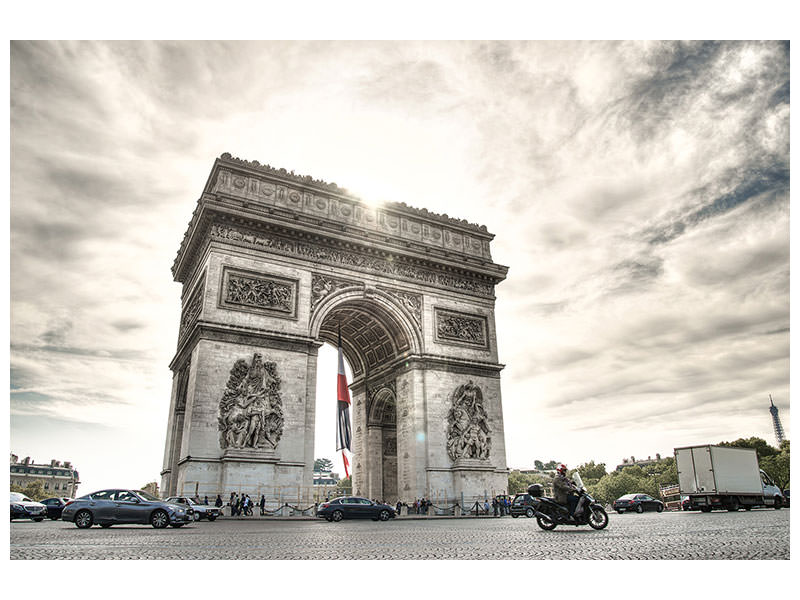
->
{"left": 61, "top": 489, "right": 193, "bottom": 529}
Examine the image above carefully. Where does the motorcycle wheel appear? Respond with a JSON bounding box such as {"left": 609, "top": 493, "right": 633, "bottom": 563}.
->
{"left": 588, "top": 506, "right": 609, "bottom": 530}
{"left": 536, "top": 513, "right": 558, "bottom": 531}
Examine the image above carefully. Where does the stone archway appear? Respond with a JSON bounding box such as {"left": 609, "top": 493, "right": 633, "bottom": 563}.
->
{"left": 161, "top": 153, "right": 510, "bottom": 504}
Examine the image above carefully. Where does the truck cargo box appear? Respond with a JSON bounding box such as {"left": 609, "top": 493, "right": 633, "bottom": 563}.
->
{"left": 675, "top": 445, "right": 762, "bottom": 495}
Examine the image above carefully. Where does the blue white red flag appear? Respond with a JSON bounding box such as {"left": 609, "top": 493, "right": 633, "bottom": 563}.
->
{"left": 336, "top": 326, "right": 352, "bottom": 477}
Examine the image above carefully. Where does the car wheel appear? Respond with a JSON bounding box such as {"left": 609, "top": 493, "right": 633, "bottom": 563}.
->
{"left": 726, "top": 500, "right": 739, "bottom": 512}
{"left": 193, "top": 512, "right": 200, "bottom": 521}
{"left": 636, "top": 505, "right": 644, "bottom": 514}
{"left": 150, "top": 509, "right": 169, "bottom": 529}
{"left": 588, "top": 506, "right": 609, "bottom": 530}
{"left": 325, "top": 516, "right": 333, "bottom": 522}
{"left": 700, "top": 506, "right": 712, "bottom": 513}
{"left": 100, "top": 523, "right": 113, "bottom": 528}
{"left": 379, "top": 510, "right": 391, "bottom": 521}
{"left": 525, "top": 507, "right": 535, "bottom": 518}
{"left": 50, "top": 515, "right": 59, "bottom": 520}
{"left": 511, "top": 514, "right": 519, "bottom": 518}
{"left": 774, "top": 496, "right": 782, "bottom": 510}
{"left": 75, "top": 510, "right": 93, "bottom": 529}
{"left": 536, "top": 514, "right": 557, "bottom": 531}
{"left": 332, "top": 510, "right": 344, "bottom": 522}
{"left": 33, "top": 517, "right": 44, "bottom": 522}
{"left": 615, "top": 509, "right": 623, "bottom": 514}
{"left": 656, "top": 504, "right": 664, "bottom": 513}
{"left": 207, "top": 515, "right": 216, "bottom": 521}
{"left": 744, "top": 505, "right": 752, "bottom": 511}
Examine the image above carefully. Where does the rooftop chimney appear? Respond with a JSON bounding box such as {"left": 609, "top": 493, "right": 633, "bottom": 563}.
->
{"left": 23, "top": 457, "right": 31, "bottom": 465}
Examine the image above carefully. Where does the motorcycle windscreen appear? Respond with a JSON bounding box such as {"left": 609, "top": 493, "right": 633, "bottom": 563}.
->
{"left": 572, "top": 472, "right": 585, "bottom": 490}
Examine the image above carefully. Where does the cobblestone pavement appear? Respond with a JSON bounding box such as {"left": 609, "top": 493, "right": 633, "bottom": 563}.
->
{"left": 9, "top": 509, "right": 789, "bottom": 560}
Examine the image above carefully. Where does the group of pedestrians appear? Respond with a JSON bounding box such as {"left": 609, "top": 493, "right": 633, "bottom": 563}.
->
{"left": 492, "top": 495, "right": 511, "bottom": 516}
{"left": 226, "top": 492, "right": 268, "bottom": 516}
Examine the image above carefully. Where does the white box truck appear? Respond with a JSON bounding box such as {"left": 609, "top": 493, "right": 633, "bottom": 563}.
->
{"left": 675, "top": 445, "right": 785, "bottom": 512}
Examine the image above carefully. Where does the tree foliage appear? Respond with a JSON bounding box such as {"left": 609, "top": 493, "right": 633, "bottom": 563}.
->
{"left": 334, "top": 475, "right": 352, "bottom": 495}
{"left": 314, "top": 458, "right": 334, "bottom": 472}
{"left": 508, "top": 470, "right": 548, "bottom": 494}
{"left": 10, "top": 479, "right": 50, "bottom": 501}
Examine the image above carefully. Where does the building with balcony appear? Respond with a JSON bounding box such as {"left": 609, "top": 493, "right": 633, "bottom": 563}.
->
{"left": 10, "top": 453, "right": 81, "bottom": 498}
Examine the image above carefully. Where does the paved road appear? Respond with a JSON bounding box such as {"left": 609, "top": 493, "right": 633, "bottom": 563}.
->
{"left": 9, "top": 509, "right": 789, "bottom": 559}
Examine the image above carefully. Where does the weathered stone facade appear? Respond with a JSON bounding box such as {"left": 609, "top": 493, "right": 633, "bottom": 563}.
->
{"left": 161, "top": 154, "right": 509, "bottom": 503}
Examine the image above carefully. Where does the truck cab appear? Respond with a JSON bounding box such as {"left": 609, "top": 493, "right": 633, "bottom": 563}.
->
{"left": 759, "top": 470, "right": 784, "bottom": 507}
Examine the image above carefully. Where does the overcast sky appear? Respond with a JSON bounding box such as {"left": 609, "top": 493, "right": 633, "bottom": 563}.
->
{"left": 9, "top": 40, "right": 790, "bottom": 494}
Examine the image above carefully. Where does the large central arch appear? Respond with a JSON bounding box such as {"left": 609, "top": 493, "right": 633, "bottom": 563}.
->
{"left": 161, "top": 154, "right": 509, "bottom": 505}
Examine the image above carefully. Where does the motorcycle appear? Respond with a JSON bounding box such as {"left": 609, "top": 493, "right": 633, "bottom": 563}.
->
{"left": 529, "top": 472, "right": 609, "bottom": 531}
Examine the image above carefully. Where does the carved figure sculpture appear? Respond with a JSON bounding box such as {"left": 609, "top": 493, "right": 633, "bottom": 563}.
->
{"left": 218, "top": 353, "right": 284, "bottom": 450}
{"left": 446, "top": 381, "right": 491, "bottom": 461}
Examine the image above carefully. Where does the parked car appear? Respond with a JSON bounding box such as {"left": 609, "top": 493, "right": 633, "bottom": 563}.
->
{"left": 61, "top": 489, "right": 194, "bottom": 529}
{"left": 41, "top": 497, "right": 72, "bottom": 520}
{"left": 316, "top": 497, "right": 396, "bottom": 522}
{"left": 165, "top": 496, "right": 221, "bottom": 521}
{"left": 613, "top": 493, "right": 664, "bottom": 513}
{"left": 10, "top": 492, "right": 46, "bottom": 522}
{"left": 510, "top": 493, "right": 537, "bottom": 518}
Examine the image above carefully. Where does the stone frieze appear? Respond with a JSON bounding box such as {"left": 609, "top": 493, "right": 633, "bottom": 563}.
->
{"left": 311, "top": 273, "right": 363, "bottom": 312}
{"left": 219, "top": 267, "right": 298, "bottom": 319}
{"left": 434, "top": 308, "right": 489, "bottom": 348}
{"left": 209, "top": 223, "right": 494, "bottom": 298}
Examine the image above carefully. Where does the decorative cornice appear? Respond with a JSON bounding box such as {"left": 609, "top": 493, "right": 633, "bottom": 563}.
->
{"left": 216, "top": 153, "right": 490, "bottom": 233}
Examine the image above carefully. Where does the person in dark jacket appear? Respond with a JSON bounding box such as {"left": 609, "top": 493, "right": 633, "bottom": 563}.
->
{"left": 215, "top": 495, "right": 223, "bottom": 508}
{"left": 260, "top": 495, "right": 266, "bottom": 515}
{"left": 553, "top": 463, "right": 579, "bottom": 515}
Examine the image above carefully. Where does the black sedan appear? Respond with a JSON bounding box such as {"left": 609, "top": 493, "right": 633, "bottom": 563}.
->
{"left": 613, "top": 493, "right": 664, "bottom": 513}
{"left": 165, "top": 496, "right": 221, "bottom": 521}
{"left": 510, "top": 493, "right": 537, "bottom": 518}
{"left": 317, "top": 497, "right": 396, "bottom": 522}
{"left": 10, "top": 492, "right": 46, "bottom": 521}
{"left": 61, "top": 489, "right": 194, "bottom": 528}
{"left": 41, "top": 497, "right": 72, "bottom": 520}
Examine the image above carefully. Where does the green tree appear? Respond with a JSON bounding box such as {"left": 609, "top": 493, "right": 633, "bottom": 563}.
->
{"left": 334, "top": 476, "right": 352, "bottom": 495}
{"left": 508, "top": 470, "right": 548, "bottom": 494}
{"left": 534, "top": 460, "right": 544, "bottom": 470}
{"left": 760, "top": 440, "right": 790, "bottom": 489}
{"left": 314, "top": 458, "right": 334, "bottom": 472}
{"left": 718, "top": 437, "right": 779, "bottom": 460}
{"left": 11, "top": 479, "right": 49, "bottom": 501}
{"left": 574, "top": 461, "right": 607, "bottom": 486}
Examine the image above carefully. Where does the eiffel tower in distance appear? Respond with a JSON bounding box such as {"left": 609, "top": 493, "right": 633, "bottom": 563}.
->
{"left": 768, "top": 394, "right": 786, "bottom": 445}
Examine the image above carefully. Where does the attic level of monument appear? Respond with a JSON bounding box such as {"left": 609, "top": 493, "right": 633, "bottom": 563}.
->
{"left": 173, "top": 153, "right": 508, "bottom": 287}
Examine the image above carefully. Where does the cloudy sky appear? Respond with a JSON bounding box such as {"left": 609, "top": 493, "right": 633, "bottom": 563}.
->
{"left": 9, "top": 40, "right": 790, "bottom": 494}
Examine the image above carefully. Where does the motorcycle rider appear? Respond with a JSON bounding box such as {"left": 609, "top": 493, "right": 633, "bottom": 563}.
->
{"left": 553, "top": 463, "right": 579, "bottom": 517}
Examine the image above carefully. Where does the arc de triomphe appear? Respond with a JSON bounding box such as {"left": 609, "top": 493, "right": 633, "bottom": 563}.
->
{"left": 161, "top": 153, "right": 509, "bottom": 503}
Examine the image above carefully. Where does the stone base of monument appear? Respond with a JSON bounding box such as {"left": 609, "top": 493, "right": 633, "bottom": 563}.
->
{"left": 451, "top": 458, "right": 495, "bottom": 471}
{"left": 219, "top": 448, "right": 287, "bottom": 496}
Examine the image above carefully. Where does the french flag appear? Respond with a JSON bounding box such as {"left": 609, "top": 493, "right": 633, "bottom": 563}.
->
{"left": 336, "top": 325, "right": 352, "bottom": 477}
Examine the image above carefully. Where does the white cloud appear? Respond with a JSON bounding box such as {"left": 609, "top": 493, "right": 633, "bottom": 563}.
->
{"left": 10, "top": 41, "right": 789, "bottom": 490}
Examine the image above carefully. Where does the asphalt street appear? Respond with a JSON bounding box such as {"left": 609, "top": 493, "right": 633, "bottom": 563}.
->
{"left": 9, "top": 508, "right": 789, "bottom": 560}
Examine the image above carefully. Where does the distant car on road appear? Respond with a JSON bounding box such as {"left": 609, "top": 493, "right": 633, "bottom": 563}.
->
{"left": 613, "top": 493, "right": 664, "bottom": 513}
{"left": 41, "top": 497, "right": 72, "bottom": 520}
{"left": 61, "top": 489, "right": 194, "bottom": 529}
{"left": 510, "top": 493, "right": 537, "bottom": 518}
{"left": 10, "top": 492, "right": 46, "bottom": 522}
{"left": 317, "top": 497, "right": 396, "bottom": 522}
{"left": 165, "top": 496, "right": 221, "bottom": 521}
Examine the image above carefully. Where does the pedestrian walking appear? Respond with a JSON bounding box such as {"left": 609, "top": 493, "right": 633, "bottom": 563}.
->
{"left": 260, "top": 494, "right": 266, "bottom": 516}
{"left": 215, "top": 494, "right": 223, "bottom": 508}
{"left": 204, "top": 495, "right": 209, "bottom": 505}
